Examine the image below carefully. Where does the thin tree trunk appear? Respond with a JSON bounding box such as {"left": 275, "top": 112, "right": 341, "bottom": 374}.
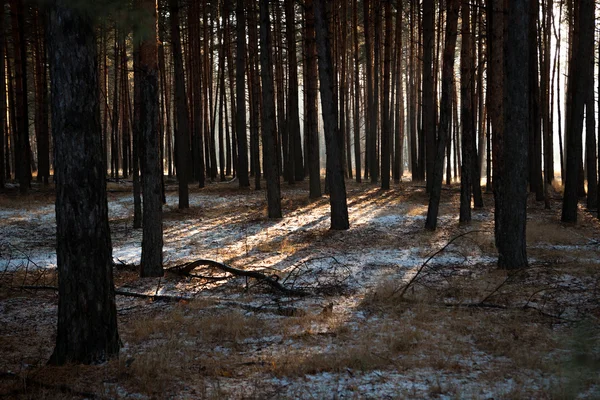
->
{"left": 170, "top": 0, "right": 190, "bottom": 208}
{"left": 305, "top": 0, "right": 321, "bottom": 198}
{"left": 426, "top": 0, "right": 459, "bottom": 230}
{"left": 459, "top": 0, "right": 473, "bottom": 223}
{"left": 236, "top": 0, "right": 249, "bottom": 187}
{"left": 423, "top": 0, "right": 435, "bottom": 191}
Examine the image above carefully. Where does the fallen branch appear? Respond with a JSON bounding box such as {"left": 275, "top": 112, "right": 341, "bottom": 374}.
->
{"left": 18, "top": 285, "right": 190, "bottom": 302}
{"left": 167, "top": 259, "right": 308, "bottom": 296}
{"left": 395, "top": 230, "right": 486, "bottom": 299}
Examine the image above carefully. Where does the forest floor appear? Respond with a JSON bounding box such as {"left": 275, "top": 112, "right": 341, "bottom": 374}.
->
{"left": 0, "top": 178, "right": 599, "bottom": 399}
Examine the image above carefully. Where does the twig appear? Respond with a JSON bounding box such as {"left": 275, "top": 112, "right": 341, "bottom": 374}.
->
{"left": 395, "top": 230, "right": 486, "bottom": 299}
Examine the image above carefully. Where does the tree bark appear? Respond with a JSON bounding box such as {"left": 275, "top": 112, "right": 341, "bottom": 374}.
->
{"left": 425, "top": 0, "right": 459, "bottom": 230}
{"left": 314, "top": 0, "right": 349, "bottom": 230}
{"left": 497, "top": 0, "right": 529, "bottom": 269}
{"left": 459, "top": 0, "right": 473, "bottom": 223}
{"left": 169, "top": 0, "right": 190, "bottom": 209}
{"left": 423, "top": 0, "right": 435, "bottom": 192}
{"left": 305, "top": 0, "right": 321, "bottom": 198}
{"left": 259, "top": 0, "right": 282, "bottom": 219}
{"left": 138, "top": 0, "right": 164, "bottom": 277}
{"left": 47, "top": 2, "right": 119, "bottom": 365}
{"left": 562, "top": 0, "right": 593, "bottom": 223}
{"left": 236, "top": 0, "right": 249, "bottom": 187}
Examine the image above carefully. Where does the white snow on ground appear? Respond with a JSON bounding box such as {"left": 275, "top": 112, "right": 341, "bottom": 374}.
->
{"left": 2, "top": 187, "right": 599, "bottom": 399}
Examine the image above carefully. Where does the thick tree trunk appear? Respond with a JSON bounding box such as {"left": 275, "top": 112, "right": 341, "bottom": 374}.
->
{"left": 314, "top": 0, "right": 349, "bottom": 230}
{"left": 139, "top": 0, "right": 163, "bottom": 278}
{"left": 497, "top": 0, "right": 529, "bottom": 269}
{"left": 259, "top": 0, "right": 282, "bottom": 219}
{"left": 47, "top": 2, "right": 119, "bottom": 365}
{"left": 425, "top": 0, "right": 459, "bottom": 230}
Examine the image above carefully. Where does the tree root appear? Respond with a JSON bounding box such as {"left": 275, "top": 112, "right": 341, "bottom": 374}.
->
{"left": 167, "top": 259, "right": 308, "bottom": 296}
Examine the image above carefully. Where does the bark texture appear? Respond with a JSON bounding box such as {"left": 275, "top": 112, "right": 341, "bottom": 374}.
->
{"left": 48, "top": 2, "right": 119, "bottom": 365}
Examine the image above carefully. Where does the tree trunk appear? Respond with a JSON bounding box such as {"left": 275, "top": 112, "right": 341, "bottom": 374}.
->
{"left": 562, "top": 0, "right": 593, "bottom": 223}
{"left": 139, "top": 0, "right": 164, "bottom": 277}
{"left": 423, "top": 0, "right": 435, "bottom": 192}
{"left": 259, "top": 0, "right": 282, "bottom": 219}
{"left": 459, "top": 0, "right": 473, "bottom": 223}
{"left": 170, "top": 0, "right": 190, "bottom": 209}
{"left": 425, "top": 0, "right": 459, "bottom": 230}
{"left": 10, "top": 0, "right": 31, "bottom": 193}
{"left": 497, "top": 0, "right": 529, "bottom": 269}
{"left": 305, "top": 0, "right": 321, "bottom": 198}
{"left": 286, "top": 0, "right": 302, "bottom": 185}
{"left": 236, "top": 0, "right": 249, "bottom": 188}
{"left": 352, "top": 0, "right": 361, "bottom": 183}
{"left": 0, "top": 3, "right": 5, "bottom": 190}
{"left": 314, "top": 0, "right": 349, "bottom": 230}
{"left": 47, "top": 2, "right": 119, "bottom": 365}
{"left": 380, "top": 0, "right": 392, "bottom": 189}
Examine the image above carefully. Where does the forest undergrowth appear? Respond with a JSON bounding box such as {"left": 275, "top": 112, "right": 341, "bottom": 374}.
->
{"left": 1, "top": 179, "right": 599, "bottom": 399}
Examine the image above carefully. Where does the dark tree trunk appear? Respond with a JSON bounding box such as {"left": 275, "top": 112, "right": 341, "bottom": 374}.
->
{"left": 425, "top": 0, "right": 459, "bottom": 230}
{"left": 132, "top": 47, "right": 142, "bottom": 230}
{"left": 10, "top": 0, "right": 31, "bottom": 193}
{"left": 423, "top": 0, "right": 435, "bottom": 192}
{"left": 363, "top": 0, "right": 374, "bottom": 181}
{"left": 562, "top": 0, "right": 593, "bottom": 223}
{"left": 497, "top": 0, "right": 529, "bottom": 269}
{"left": 0, "top": 3, "right": 5, "bottom": 190}
{"left": 305, "top": 0, "right": 321, "bottom": 198}
{"left": 139, "top": 0, "right": 164, "bottom": 277}
{"left": 393, "top": 0, "right": 404, "bottom": 184}
{"left": 585, "top": 67, "right": 597, "bottom": 210}
{"left": 370, "top": 0, "right": 380, "bottom": 183}
{"left": 236, "top": 0, "right": 249, "bottom": 187}
{"left": 259, "top": 0, "right": 282, "bottom": 219}
{"left": 47, "top": 2, "right": 119, "bottom": 365}
{"left": 33, "top": 8, "right": 49, "bottom": 185}
{"left": 170, "top": 0, "right": 190, "bottom": 209}
{"left": 286, "top": 0, "right": 303, "bottom": 184}
{"left": 459, "top": 0, "right": 473, "bottom": 223}
{"left": 314, "top": 0, "right": 349, "bottom": 230}
{"left": 380, "top": 0, "right": 392, "bottom": 190}
{"left": 528, "top": 0, "right": 543, "bottom": 201}
{"left": 247, "top": 0, "right": 262, "bottom": 190}
{"left": 352, "top": 0, "right": 361, "bottom": 183}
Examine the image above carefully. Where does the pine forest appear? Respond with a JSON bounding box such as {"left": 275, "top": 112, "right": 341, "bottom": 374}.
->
{"left": 1, "top": 0, "right": 600, "bottom": 397}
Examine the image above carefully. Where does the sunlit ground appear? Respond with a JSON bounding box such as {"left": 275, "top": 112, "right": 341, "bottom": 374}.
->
{"left": 1, "top": 177, "right": 599, "bottom": 398}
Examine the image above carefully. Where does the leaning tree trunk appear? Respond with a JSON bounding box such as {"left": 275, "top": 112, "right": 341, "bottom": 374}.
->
{"left": 314, "top": 0, "right": 349, "bottom": 230}
{"left": 425, "top": 0, "right": 459, "bottom": 231}
{"left": 259, "top": 0, "right": 282, "bottom": 219}
{"left": 497, "top": 0, "right": 530, "bottom": 269}
{"left": 47, "top": 1, "right": 120, "bottom": 365}
{"left": 138, "top": 0, "right": 164, "bottom": 277}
